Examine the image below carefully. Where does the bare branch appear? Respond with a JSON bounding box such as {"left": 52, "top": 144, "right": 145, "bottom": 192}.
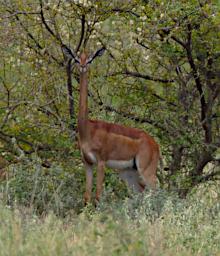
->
{"left": 152, "top": 93, "right": 177, "bottom": 107}
{"left": 193, "top": 150, "right": 213, "bottom": 179}
{"left": 111, "top": 8, "right": 140, "bottom": 18}
{"left": 185, "top": 24, "right": 210, "bottom": 143}
{"left": 39, "top": 0, "right": 62, "bottom": 43}
{"left": 66, "top": 59, "right": 75, "bottom": 131}
{"left": 75, "top": 14, "right": 86, "bottom": 53}
{"left": 172, "top": 21, "right": 212, "bottom": 144}
{"left": 0, "top": 104, "right": 21, "bottom": 130}
{"left": 197, "top": 169, "right": 220, "bottom": 184}
{"left": 136, "top": 38, "right": 150, "bottom": 50}
{"left": 171, "top": 35, "right": 186, "bottom": 48}
{"left": 1, "top": 11, "right": 40, "bottom": 19}
{"left": 7, "top": 9, "right": 64, "bottom": 66}
{"left": 119, "top": 70, "right": 174, "bottom": 83}
{"left": 0, "top": 130, "right": 51, "bottom": 154}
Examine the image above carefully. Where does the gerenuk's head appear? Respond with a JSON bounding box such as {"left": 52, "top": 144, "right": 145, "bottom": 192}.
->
{"left": 62, "top": 45, "right": 105, "bottom": 73}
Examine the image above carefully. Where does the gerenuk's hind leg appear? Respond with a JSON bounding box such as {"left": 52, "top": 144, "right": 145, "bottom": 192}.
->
{"left": 84, "top": 164, "right": 93, "bottom": 204}
{"left": 119, "top": 169, "right": 144, "bottom": 192}
{"left": 137, "top": 153, "right": 159, "bottom": 190}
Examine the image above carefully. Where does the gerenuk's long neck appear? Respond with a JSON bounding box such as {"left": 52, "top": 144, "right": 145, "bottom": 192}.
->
{"left": 78, "top": 71, "right": 89, "bottom": 141}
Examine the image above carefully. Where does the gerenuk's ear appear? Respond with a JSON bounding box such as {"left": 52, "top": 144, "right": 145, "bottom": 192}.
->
{"left": 62, "top": 44, "right": 80, "bottom": 63}
{"left": 86, "top": 47, "right": 106, "bottom": 64}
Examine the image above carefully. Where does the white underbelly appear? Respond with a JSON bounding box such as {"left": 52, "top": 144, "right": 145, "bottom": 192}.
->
{"left": 106, "top": 159, "right": 134, "bottom": 170}
{"left": 85, "top": 151, "right": 134, "bottom": 170}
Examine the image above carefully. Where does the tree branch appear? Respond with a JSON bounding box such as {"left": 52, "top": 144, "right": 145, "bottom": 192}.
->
{"left": 110, "top": 70, "right": 174, "bottom": 83}
{"left": 2, "top": 11, "right": 40, "bottom": 19}
{"left": 9, "top": 10, "right": 63, "bottom": 66}
{"left": 39, "top": 0, "right": 61, "bottom": 42}
{"left": 152, "top": 93, "right": 177, "bottom": 107}
{"left": 0, "top": 131, "right": 51, "bottom": 154}
{"left": 75, "top": 14, "right": 86, "bottom": 53}
{"left": 63, "top": 13, "right": 86, "bottom": 133}
{"left": 136, "top": 38, "right": 150, "bottom": 50}
{"left": 185, "top": 24, "right": 210, "bottom": 143}
{"left": 66, "top": 59, "right": 75, "bottom": 132}
{"left": 111, "top": 8, "right": 140, "bottom": 18}
{"left": 195, "top": 168, "right": 220, "bottom": 184}
{"left": 171, "top": 35, "right": 186, "bottom": 48}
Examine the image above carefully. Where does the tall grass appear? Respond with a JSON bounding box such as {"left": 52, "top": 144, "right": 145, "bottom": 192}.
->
{"left": 0, "top": 184, "right": 219, "bottom": 256}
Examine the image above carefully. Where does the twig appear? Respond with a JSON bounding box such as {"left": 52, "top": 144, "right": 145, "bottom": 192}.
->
{"left": 110, "top": 70, "right": 174, "bottom": 83}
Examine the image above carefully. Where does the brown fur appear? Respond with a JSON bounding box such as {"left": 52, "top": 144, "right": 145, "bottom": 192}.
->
{"left": 80, "top": 118, "right": 159, "bottom": 204}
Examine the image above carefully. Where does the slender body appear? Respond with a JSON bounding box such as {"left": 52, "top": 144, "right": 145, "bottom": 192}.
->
{"left": 62, "top": 45, "right": 160, "bottom": 204}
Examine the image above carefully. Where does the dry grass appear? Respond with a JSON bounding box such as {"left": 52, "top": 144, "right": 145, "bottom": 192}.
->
{"left": 0, "top": 184, "right": 219, "bottom": 256}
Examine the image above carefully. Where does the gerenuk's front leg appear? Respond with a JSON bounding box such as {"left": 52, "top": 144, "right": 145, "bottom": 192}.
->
{"left": 95, "top": 161, "right": 105, "bottom": 204}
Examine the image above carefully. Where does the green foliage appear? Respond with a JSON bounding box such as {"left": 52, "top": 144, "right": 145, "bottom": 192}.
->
{"left": 0, "top": 155, "right": 85, "bottom": 215}
{"left": 0, "top": 157, "right": 132, "bottom": 215}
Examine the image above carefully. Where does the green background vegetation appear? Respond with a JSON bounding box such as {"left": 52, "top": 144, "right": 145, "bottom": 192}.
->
{"left": 0, "top": 0, "right": 219, "bottom": 255}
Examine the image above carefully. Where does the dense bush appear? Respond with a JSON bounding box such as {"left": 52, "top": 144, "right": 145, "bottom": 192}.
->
{"left": 0, "top": 0, "right": 219, "bottom": 197}
{"left": 0, "top": 157, "right": 83, "bottom": 215}
{"left": 0, "top": 156, "right": 131, "bottom": 215}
